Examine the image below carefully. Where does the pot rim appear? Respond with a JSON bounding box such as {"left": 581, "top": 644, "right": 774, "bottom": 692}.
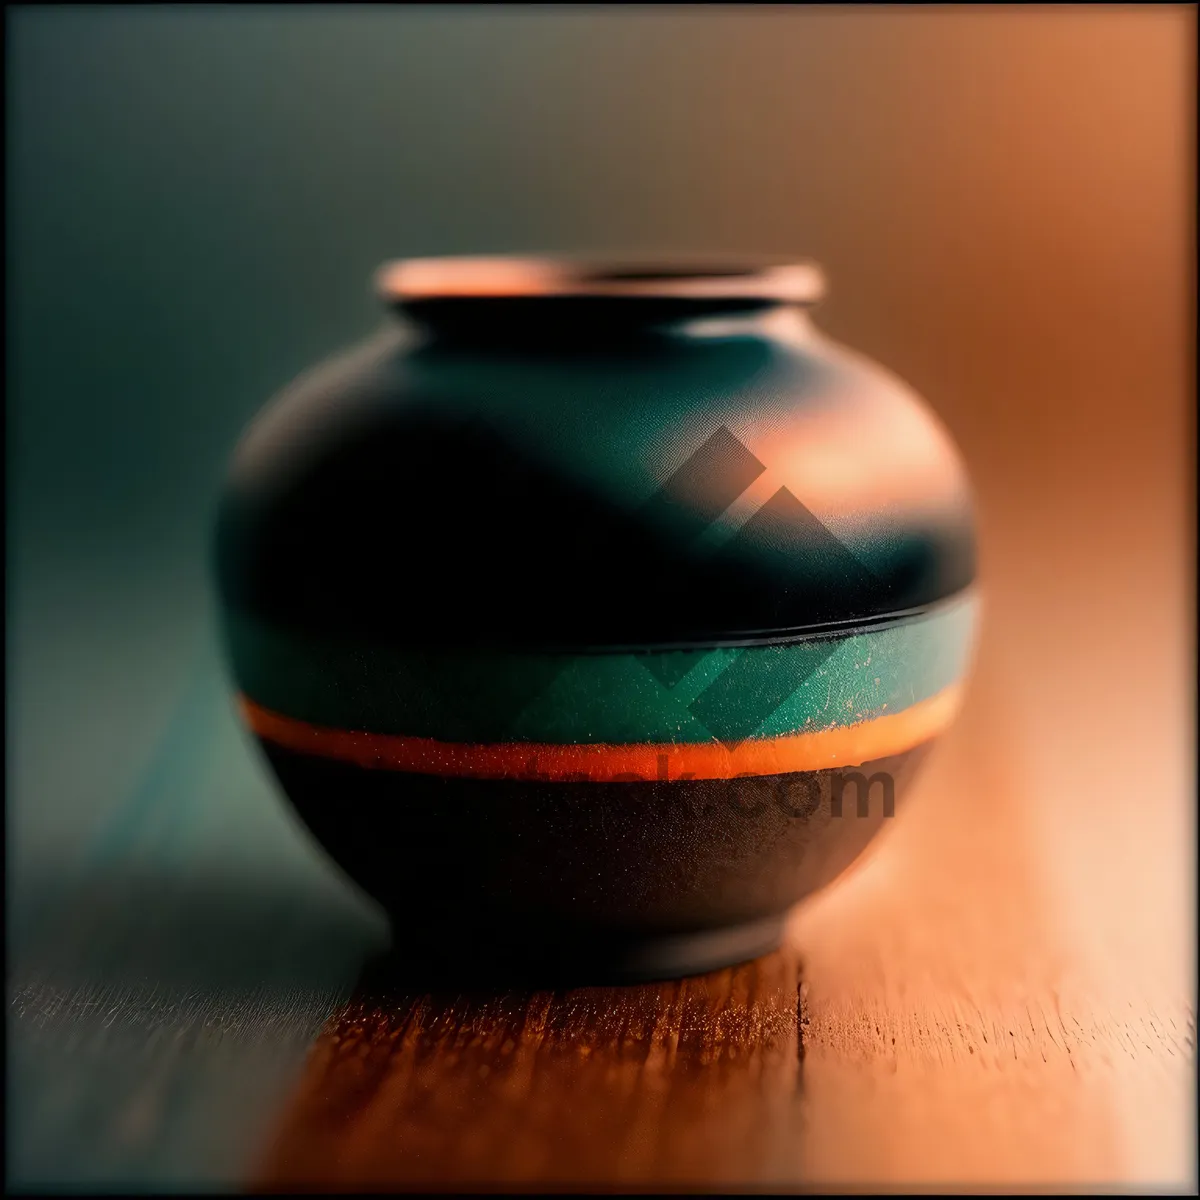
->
{"left": 375, "top": 255, "right": 826, "bottom": 306}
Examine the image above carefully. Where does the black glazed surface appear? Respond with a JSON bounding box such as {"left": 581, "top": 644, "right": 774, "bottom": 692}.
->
{"left": 259, "top": 742, "right": 927, "bottom": 984}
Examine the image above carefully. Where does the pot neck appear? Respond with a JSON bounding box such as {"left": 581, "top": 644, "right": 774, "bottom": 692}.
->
{"left": 375, "top": 256, "right": 825, "bottom": 350}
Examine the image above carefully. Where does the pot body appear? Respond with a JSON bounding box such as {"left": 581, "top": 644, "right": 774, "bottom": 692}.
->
{"left": 214, "top": 262, "right": 979, "bottom": 982}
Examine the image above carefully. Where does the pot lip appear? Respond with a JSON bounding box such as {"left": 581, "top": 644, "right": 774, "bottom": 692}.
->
{"left": 375, "top": 254, "right": 826, "bottom": 306}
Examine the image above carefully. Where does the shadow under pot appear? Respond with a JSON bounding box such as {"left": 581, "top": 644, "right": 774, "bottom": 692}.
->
{"left": 214, "top": 256, "right": 981, "bottom": 984}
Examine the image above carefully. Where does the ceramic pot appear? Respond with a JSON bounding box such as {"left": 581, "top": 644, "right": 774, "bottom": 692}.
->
{"left": 214, "top": 257, "right": 979, "bottom": 983}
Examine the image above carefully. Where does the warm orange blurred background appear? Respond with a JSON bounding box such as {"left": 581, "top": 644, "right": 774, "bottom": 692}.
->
{"left": 9, "top": 5, "right": 1194, "bottom": 1189}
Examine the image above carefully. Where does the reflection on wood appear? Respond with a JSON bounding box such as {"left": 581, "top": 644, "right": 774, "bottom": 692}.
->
{"left": 256, "top": 946, "right": 806, "bottom": 1189}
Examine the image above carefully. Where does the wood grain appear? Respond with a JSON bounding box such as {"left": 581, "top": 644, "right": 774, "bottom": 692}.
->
{"left": 256, "top": 947, "right": 806, "bottom": 1190}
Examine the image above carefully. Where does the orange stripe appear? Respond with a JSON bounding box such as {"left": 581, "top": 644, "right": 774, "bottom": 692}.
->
{"left": 239, "top": 683, "right": 963, "bottom": 782}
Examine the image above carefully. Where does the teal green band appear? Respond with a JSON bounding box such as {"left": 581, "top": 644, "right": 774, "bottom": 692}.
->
{"left": 223, "top": 590, "right": 978, "bottom": 747}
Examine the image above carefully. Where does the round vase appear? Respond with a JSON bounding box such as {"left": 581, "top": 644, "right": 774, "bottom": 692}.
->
{"left": 214, "top": 257, "right": 980, "bottom": 983}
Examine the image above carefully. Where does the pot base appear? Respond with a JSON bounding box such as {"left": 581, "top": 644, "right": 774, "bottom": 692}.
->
{"left": 363, "top": 912, "right": 788, "bottom": 989}
{"left": 355, "top": 912, "right": 787, "bottom": 988}
{"left": 257, "top": 739, "right": 928, "bottom": 985}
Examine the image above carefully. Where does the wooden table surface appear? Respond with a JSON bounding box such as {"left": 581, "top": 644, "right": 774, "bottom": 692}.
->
{"left": 8, "top": 545, "right": 1195, "bottom": 1192}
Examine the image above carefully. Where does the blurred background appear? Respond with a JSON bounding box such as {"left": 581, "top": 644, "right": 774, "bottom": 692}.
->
{"left": 6, "top": 5, "right": 1194, "bottom": 1189}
